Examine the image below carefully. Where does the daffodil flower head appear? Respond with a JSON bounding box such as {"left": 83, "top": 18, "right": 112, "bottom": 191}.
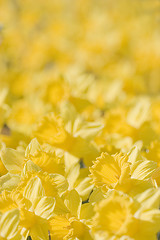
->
{"left": 90, "top": 152, "right": 130, "bottom": 191}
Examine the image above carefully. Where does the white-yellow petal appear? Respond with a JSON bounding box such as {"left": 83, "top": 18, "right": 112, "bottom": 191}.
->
{"left": 35, "top": 196, "right": 55, "bottom": 220}
{"left": 23, "top": 176, "right": 45, "bottom": 208}
{"left": 0, "top": 209, "right": 19, "bottom": 239}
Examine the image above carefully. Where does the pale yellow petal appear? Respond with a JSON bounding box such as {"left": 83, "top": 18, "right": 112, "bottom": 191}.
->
{"left": 63, "top": 189, "right": 82, "bottom": 218}
{"left": 0, "top": 209, "right": 19, "bottom": 239}
{"left": 23, "top": 176, "right": 45, "bottom": 208}
{"left": 1, "top": 148, "right": 24, "bottom": 174}
{"left": 22, "top": 160, "right": 41, "bottom": 176}
{"left": 35, "top": 196, "right": 55, "bottom": 220}
{"left": 131, "top": 160, "right": 157, "bottom": 180}
{"left": 30, "top": 220, "right": 49, "bottom": 240}
{"left": 49, "top": 173, "right": 68, "bottom": 196}
{"left": 0, "top": 173, "right": 20, "bottom": 192}
{"left": 75, "top": 177, "right": 93, "bottom": 202}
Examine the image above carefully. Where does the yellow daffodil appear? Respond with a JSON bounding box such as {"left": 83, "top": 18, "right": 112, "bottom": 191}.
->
{"left": 92, "top": 190, "right": 160, "bottom": 240}
{"left": 25, "top": 138, "right": 65, "bottom": 175}
{"left": 90, "top": 152, "right": 130, "bottom": 191}
{"left": 33, "top": 112, "right": 100, "bottom": 166}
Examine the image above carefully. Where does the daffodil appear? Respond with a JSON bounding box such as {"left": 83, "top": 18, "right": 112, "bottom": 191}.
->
{"left": 49, "top": 189, "right": 93, "bottom": 240}
{"left": 25, "top": 138, "right": 65, "bottom": 175}
{"left": 92, "top": 190, "right": 160, "bottom": 240}
{"left": 90, "top": 149, "right": 157, "bottom": 198}
{"left": 0, "top": 179, "right": 55, "bottom": 239}
{"left": 90, "top": 152, "right": 130, "bottom": 191}
{"left": 49, "top": 215, "right": 93, "bottom": 240}
{"left": 33, "top": 112, "right": 100, "bottom": 166}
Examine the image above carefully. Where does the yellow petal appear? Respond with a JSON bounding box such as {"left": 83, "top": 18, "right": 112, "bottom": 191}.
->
{"left": 53, "top": 196, "right": 70, "bottom": 215}
{"left": 63, "top": 189, "right": 82, "bottom": 218}
{"left": 23, "top": 176, "right": 45, "bottom": 208}
{"left": 135, "top": 188, "right": 160, "bottom": 210}
{"left": 34, "top": 196, "right": 55, "bottom": 219}
{"left": 131, "top": 160, "right": 157, "bottom": 180}
{"left": 22, "top": 160, "right": 41, "bottom": 176}
{"left": 89, "top": 188, "right": 105, "bottom": 203}
{"left": 49, "top": 215, "right": 72, "bottom": 240}
{"left": 80, "top": 203, "right": 94, "bottom": 223}
{"left": 127, "top": 98, "right": 150, "bottom": 128}
{"left": 0, "top": 173, "right": 20, "bottom": 192}
{"left": 30, "top": 218, "right": 49, "bottom": 240}
{"left": 67, "top": 163, "right": 80, "bottom": 189}
{"left": 75, "top": 177, "right": 93, "bottom": 202}
{"left": 0, "top": 209, "right": 19, "bottom": 239}
{"left": 1, "top": 148, "right": 24, "bottom": 174}
{"left": 49, "top": 173, "right": 68, "bottom": 196}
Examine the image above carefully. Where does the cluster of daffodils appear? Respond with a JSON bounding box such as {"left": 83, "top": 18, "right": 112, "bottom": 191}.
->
{"left": 0, "top": 0, "right": 160, "bottom": 239}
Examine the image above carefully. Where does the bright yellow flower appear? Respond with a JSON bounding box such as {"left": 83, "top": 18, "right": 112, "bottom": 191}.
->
{"left": 92, "top": 190, "right": 160, "bottom": 240}
{"left": 0, "top": 180, "right": 55, "bottom": 240}
{"left": 33, "top": 113, "right": 68, "bottom": 146}
{"left": 18, "top": 171, "right": 58, "bottom": 199}
{"left": 90, "top": 152, "right": 130, "bottom": 191}
{"left": 43, "top": 78, "right": 69, "bottom": 105}
{"left": 25, "top": 138, "right": 65, "bottom": 175}
{"left": 33, "top": 112, "right": 100, "bottom": 166}
{"left": 90, "top": 149, "right": 158, "bottom": 198}
{"left": 92, "top": 191, "right": 138, "bottom": 238}
{"left": 49, "top": 216, "right": 93, "bottom": 240}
